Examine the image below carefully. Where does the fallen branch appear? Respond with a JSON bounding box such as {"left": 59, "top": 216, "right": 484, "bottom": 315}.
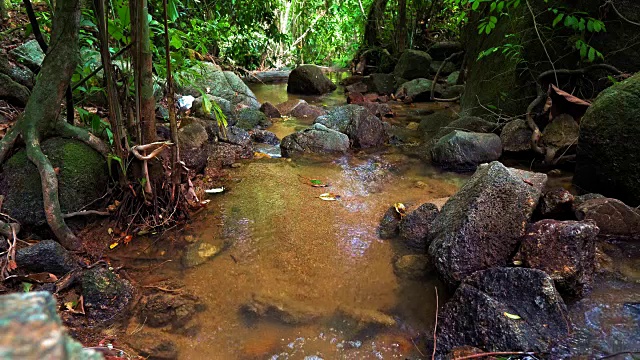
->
{"left": 454, "top": 351, "right": 536, "bottom": 360}
{"left": 63, "top": 210, "right": 110, "bottom": 218}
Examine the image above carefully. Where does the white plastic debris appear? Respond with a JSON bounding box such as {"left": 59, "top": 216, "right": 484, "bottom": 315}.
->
{"left": 177, "top": 95, "right": 195, "bottom": 111}
{"left": 204, "top": 187, "right": 225, "bottom": 194}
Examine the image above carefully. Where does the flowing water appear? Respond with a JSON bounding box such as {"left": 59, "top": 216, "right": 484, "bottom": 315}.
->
{"left": 122, "top": 83, "right": 640, "bottom": 360}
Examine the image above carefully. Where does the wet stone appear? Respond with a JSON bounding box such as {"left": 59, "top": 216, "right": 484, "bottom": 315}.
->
{"left": 128, "top": 333, "right": 179, "bottom": 360}
{"left": 378, "top": 206, "right": 401, "bottom": 239}
{"left": 393, "top": 255, "right": 432, "bottom": 280}
{"left": 138, "top": 292, "right": 204, "bottom": 329}
{"left": 575, "top": 197, "right": 640, "bottom": 240}
{"left": 81, "top": 266, "right": 135, "bottom": 326}
{"left": 16, "top": 240, "right": 78, "bottom": 276}
{"left": 398, "top": 203, "right": 439, "bottom": 251}
{"left": 538, "top": 187, "right": 575, "bottom": 219}
{"left": 241, "top": 292, "right": 323, "bottom": 325}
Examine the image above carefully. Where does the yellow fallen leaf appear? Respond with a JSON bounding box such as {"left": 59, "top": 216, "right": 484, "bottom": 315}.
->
{"left": 109, "top": 242, "right": 119, "bottom": 249}
{"left": 107, "top": 228, "right": 114, "bottom": 235}
{"left": 319, "top": 193, "right": 341, "bottom": 201}
{"left": 394, "top": 203, "right": 406, "bottom": 216}
{"left": 504, "top": 312, "right": 521, "bottom": 320}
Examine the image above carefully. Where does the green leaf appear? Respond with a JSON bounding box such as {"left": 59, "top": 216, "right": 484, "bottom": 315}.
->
{"left": 588, "top": 47, "right": 595, "bottom": 62}
{"left": 170, "top": 34, "right": 183, "bottom": 50}
{"left": 490, "top": 2, "right": 496, "bottom": 12}
{"left": 553, "top": 14, "right": 564, "bottom": 27}
{"left": 497, "top": 1, "right": 504, "bottom": 12}
{"left": 472, "top": 0, "right": 480, "bottom": 11}
{"left": 22, "top": 282, "right": 33, "bottom": 293}
{"left": 503, "top": 312, "right": 521, "bottom": 320}
{"left": 168, "top": 0, "right": 180, "bottom": 22}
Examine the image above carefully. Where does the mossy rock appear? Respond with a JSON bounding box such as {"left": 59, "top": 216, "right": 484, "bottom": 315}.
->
{"left": 236, "top": 108, "right": 271, "bottom": 130}
{"left": 0, "top": 137, "right": 108, "bottom": 226}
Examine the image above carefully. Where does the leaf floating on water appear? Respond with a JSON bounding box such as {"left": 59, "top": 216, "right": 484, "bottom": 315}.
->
{"left": 310, "top": 179, "right": 329, "bottom": 187}
{"left": 513, "top": 260, "right": 523, "bottom": 266}
{"left": 504, "top": 312, "right": 522, "bottom": 320}
{"left": 205, "top": 187, "right": 225, "bottom": 194}
{"left": 253, "top": 152, "right": 272, "bottom": 159}
{"left": 394, "top": 203, "right": 406, "bottom": 216}
{"left": 109, "top": 242, "right": 119, "bottom": 249}
{"left": 319, "top": 193, "right": 341, "bottom": 201}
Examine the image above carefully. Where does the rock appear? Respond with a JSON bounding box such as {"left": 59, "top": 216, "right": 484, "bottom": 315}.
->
{"left": 363, "top": 73, "right": 396, "bottom": 94}
{"left": 341, "top": 75, "right": 364, "bottom": 86}
{"left": 431, "top": 131, "right": 502, "bottom": 172}
{"left": 440, "top": 84, "right": 465, "bottom": 99}
{"left": 178, "top": 62, "right": 260, "bottom": 109}
{"left": 289, "top": 102, "right": 326, "bottom": 120}
{"left": 242, "top": 292, "right": 322, "bottom": 325}
{"left": 345, "top": 82, "right": 368, "bottom": 94}
{"left": 9, "top": 40, "right": 45, "bottom": 71}
{"left": 0, "top": 73, "right": 30, "bottom": 106}
{"left": 181, "top": 241, "right": 220, "bottom": 268}
{"left": 128, "top": 333, "right": 178, "bottom": 360}
{"left": 260, "top": 101, "right": 281, "bottom": 118}
{"left": 250, "top": 129, "right": 280, "bottom": 145}
{"left": 430, "top": 61, "right": 458, "bottom": 75}
{"left": 138, "top": 292, "right": 203, "bottom": 328}
{"left": 538, "top": 188, "right": 575, "bottom": 219}
{"left": 514, "top": 220, "right": 598, "bottom": 298}
{"left": 542, "top": 114, "right": 580, "bottom": 154}
{"left": 0, "top": 292, "right": 102, "bottom": 359}
{"left": 393, "top": 255, "right": 432, "bottom": 279}
{"left": 276, "top": 99, "right": 306, "bottom": 115}
{"left": 418, "top": 112, "right": 457, "bottom": 141}
{"left": 314, "top": 104, "right": 388, "bottom": 148}
{"left": 394, "top": 50, "right": 432, "bottom": 80}
{"left": 178, "top": 122, "right": 209, "bottom": 173}
{"left": 0, "top": 138, "right": 108, "bottom": 226}
{"left": 224, "top": 126, "right": 251, "bottom": 146}
{"left": 336, "top": 305, "right": 396, "bottom": 329}
{"left": 280, "top": 124, "right": 349, "bottom": 157}
{"left": 360, "top": 102, "right": 393, "bottom": 119}
{"left": 428, "top": 41, "right": 463, "bottom": 61}
{"left": 82, "top": 266, "right": 134, "bottom": 326}
{"left": 573, "top": 193, "right": 605, "bottom": 209}
{"left": 287, "top": 65, "right": 337, "bottom": 95}
{"left": 206, "top": 142, "right": 253, "bottom": 169}
{"left": 436, "top": 267, "right": 570, "bottom": 354}
{"left": 378, "top": 206, "right": 401, "bottom": 239}
{"left": 236, "top": 108, "right": 271, "bottom": 130}
{"left": 16, "top": 240, "right": 78, "bottom": 276}
{"left": 0, "top": 54, "right": 35, "bottom": 89}
{"left": 432, "top": 116, "right": 499, "bottom": 142}
{"left": 395, "top": 78, "right": 444, "bottom": 102}
{"left": 428, "top": 162, "right": 547, "bottom": 285}
{"left": 500, "top": 119, "right": 533, "bottom": 152}
{"left": 346, "top": 91, "right": 365, "bottom": 104}
{"left": 575, "top": 197, "right": 640, "bottom": 239}
{"left": 574, "top": 73, "right": 640, "bottom": 206}
{"left": 398, "top": 203, "right": 439, "bottom": 251}
{"left": 446, "top": 71, "right": 460, "bottom": 85}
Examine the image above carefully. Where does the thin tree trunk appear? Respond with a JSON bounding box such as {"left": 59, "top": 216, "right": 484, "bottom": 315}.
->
{"left": 363, "top": 0, "right": 389, "bottom": 48}
{"left": 396, "top": 0, "right": 407, "bottom": 52}
{"left": 131, "top": 0, "right": 156, "bottom": 146}
{"left": 162, "top": 0, "right": 180, "bottom": 190}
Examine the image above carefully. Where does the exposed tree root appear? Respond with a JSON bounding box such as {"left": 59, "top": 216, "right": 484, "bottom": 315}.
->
{"left": 431, "top": 51, "right": 464, "bottom": 102}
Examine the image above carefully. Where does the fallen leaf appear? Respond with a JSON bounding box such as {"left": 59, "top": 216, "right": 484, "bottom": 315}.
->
{"left": 27, "top": 273, "right": 58, "bottom": 283}
{"left": 107, "top": 228, "right": 114, "bottom": 235}
{"left": 394, "top": 203, "right": 406, "bottom": 216}
{"left": 253, "top": 152, "right": 272, "bottom": 159}
{"left": 310, "top": 179, "right": 329, "bottom": 187}
{"left": 513, "top": 260, "right": 523, "bottom": 266}
{"left": 319, "top": 193, "right": 341, "bottom": 201}
{"left": 109, "top": 242, "right": 119, "bottom": 249}
{"left": 504, "top": 312, "right": 522, "bottom": 320}
{"left": 123, "top": 235, "right": 133, "bottom": 245}
{"left": 7, "top": 260, "right": 17, "bottom": 272}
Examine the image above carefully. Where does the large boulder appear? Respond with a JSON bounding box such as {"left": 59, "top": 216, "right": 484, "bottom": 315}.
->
{"left": 0, "top": 138, "right": 108, "bottom": 226}
{"left": 514, "top": 220, "right": 599, "bottom": 298}
{"left": 0, "top": 292, "right": 102, "bottom": 359}
{"left": 418, "top": 112, "right": 457, "bottom": 141}
{"left": 276, "top": 99, "right": 326, "bottom": 120}
{"left": 9, "top": 40, "right": 45, "bottom": 71}
{"left": 432, "top": 116, "right": 498, "bottom": 142}
{"left": 280, "top": 123, "right": 349, "bottom": 157}
{"left": 431, "top": 131, "right": 502, "bottom": 172}
{"left": 235, "top": 108, "right": 272, "bottom": 130}
{"left": 436, "top": 267, "right": 570, "bottom": 354}
{"left": 364, "top": 73, "right": 397, "bottom": 95}
{"left": 314, "top": 104, "right": 388, "bottom": 148}
{"left": 178, "top": 62, "right": 260, "bottom": 110}
{"left": 0, "top": 54, "right": 35, "bottom": 89}
{"left": 575, "top": 197, "right": 640, "bottom": 240}
{"left": 287, "top": 65, "right": 337, "bottom": 95}
{"left": 178, "top": 122, "right": 210, "bottom": 173}
{"left": 394, "top": 50, "right": 432, "bottom": 80}
{"left": 428, "top": 161, "right": 547, "bottom": 285}
{"left": 574, "top": 73, "right": 640, "bottom": 206}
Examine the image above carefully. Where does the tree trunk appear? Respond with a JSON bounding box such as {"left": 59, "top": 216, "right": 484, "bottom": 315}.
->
{"left": 396, "top": 0, "right": 407, "bottom": 52}
{"left": 131, "top": 0, "right": 156, "bottom": 146}
{"left": 363, "top": 0, "right": 389, "bottom": 48}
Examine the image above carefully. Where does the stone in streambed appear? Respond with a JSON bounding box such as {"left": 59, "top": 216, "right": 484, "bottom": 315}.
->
{"left": 431, "top": 131, "right": 502, "bottom": 172}
{"left": 16, "top": 240, "right": 78, "bottom": 276}
{"left": 378, "top": 206, "right": 401, "bottom": 239}
{"left": 393, "top": 255, "right": 432, "bottom": 280}
{"left": 314, "top": 104, "right": 388, "bottom": 148}
{"left": 241, "top": 292, "right": 323, "bottom": 325}
{"left": 181, "top": 241, "right": 220, "bottom": 268}
{"left": 81, "top": 266, "right": 135, "bottom": 326}
{"left": 287, "top": 65, "right": 336, "bottom": 95}
{"left": 398, "top": 203, "right": 439, "bottom": 251}
{"left": 280, "top": 123, "right": 349, "bottom": 157}
{"left": 575, "top": 197, "right": 640, "bottom": 240}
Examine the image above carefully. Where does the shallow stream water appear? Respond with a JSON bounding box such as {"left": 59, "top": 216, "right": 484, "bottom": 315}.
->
{"left": 123, "top": 83, "right": 640, "bottom": 360}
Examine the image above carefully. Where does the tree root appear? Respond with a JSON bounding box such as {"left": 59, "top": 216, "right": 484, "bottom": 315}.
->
{"left": 431, "top": 51, "right": 464, "bottom": 102}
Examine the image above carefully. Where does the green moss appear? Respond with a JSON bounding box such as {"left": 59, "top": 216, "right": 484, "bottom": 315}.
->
{"left": 0, "top": 138, "right": 108, "bottom": 226}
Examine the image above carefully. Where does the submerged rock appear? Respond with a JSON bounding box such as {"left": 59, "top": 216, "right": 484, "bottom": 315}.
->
{"left": 398, "top": 203, "right": 439, "bottom": 251}
{"left": 250, "top": 129, "right": 280, "bottom": 146}
{"left": 181, "top": 241, "right": 220, "bottom": 268}
{"left": 428, "top": 161, "right": 547, "bottom": 285}
{"left": 128, "top": 332, "right": 179, "bottom": 360}
{"left": 242, "top": 292, "right": 323, "bottom": 325}
{"left": 314, "top": 104, "right": 388, "bottom": 148}
{"left": 514, "top": 219, "right": 599, "bottom": 298}
{"left": 82, "top": 266, "right": 135, "bottom": 326}
{"left": 431, "top": 131, "right": 502, "bottom": 172}
{"left": 436, "top": 267, "right": 570, "bottom": 354}
{"left": 336, "top": 305, "right": 396, "bottom": 330}
{"left": 0, "top": 292, "right": 102, "bottom": 359}
{"left": 16, "top": 240, "right": 78, "bottom": 276}
{"left": 394, "top": 50, "right": 432, "bottom": 80}
{"left": 138, "top": 292, "right": 204, "bottom": 329}
{"left": 280, "top": 123, "right": 350, "bottom": 157}
{"left": 287, "top": 65, "right": 337, "bottom": 95}
{"left": 575, "top": 197, "right": 640, "bottom": 239}
{"left": 393, "top": 255, "right": 432, "bottom": 279}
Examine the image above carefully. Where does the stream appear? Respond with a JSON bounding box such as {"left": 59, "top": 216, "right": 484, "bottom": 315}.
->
{"left": 121, "top": 83, "right": 640, "bottom": 360}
